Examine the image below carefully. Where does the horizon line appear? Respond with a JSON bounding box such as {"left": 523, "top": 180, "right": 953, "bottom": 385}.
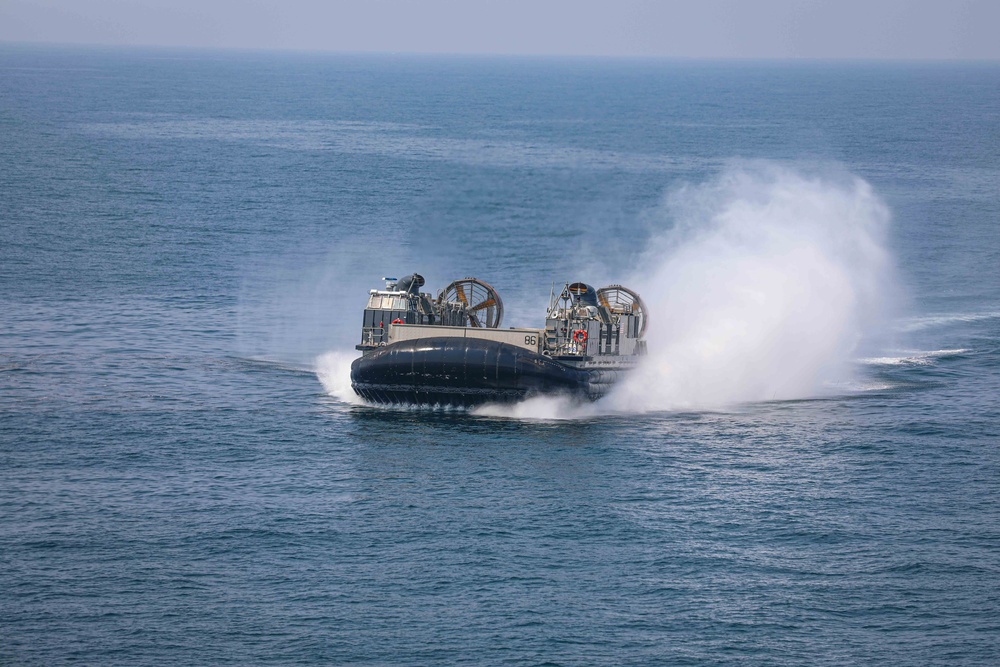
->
{"left": 3, "top": 39, "right": 999, "bottom": 64}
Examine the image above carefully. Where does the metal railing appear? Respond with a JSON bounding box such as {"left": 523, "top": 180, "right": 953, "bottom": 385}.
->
{"left": 360, "top": 326, "right": 387, "bottom": 346}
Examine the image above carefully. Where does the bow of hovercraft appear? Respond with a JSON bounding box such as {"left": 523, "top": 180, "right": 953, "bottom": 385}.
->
{"left": 349, "top": 274, "right": 647, "bottom": 407}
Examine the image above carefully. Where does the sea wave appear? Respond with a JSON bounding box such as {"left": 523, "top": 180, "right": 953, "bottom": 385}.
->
{"left": 857, "top": 348, "right": 971, "bottom": 366}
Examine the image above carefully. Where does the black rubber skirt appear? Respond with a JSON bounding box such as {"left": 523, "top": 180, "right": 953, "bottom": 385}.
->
{"left": 350, "top": 337, "right": 617, "bottom": 407}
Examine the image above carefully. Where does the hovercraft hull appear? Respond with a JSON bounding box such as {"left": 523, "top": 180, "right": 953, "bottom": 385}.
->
{"left": 350, "top": 336, "right": 626, "bottom": 407}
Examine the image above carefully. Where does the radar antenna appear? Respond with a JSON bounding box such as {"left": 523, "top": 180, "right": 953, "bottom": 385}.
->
{"left": 596, "top": 285, "right": 648, "bottom": 337}
{"left": 439, "top": 278, "right": 503, "bottom": 328}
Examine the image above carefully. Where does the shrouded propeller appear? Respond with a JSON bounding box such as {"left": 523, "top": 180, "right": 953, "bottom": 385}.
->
{"left": 596, "top": 284, "right": 647, "bottom": 337}
{"left": 439, "top": 278, "right": 503, "bottom": 328}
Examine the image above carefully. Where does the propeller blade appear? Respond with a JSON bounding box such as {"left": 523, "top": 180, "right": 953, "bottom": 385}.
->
{"left": 471, "top": 297, "right": 495, "bottom": 312}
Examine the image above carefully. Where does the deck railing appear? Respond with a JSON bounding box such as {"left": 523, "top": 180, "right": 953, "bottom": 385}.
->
{"left": 360, "top": 326, "right": 387, "bottom": 346}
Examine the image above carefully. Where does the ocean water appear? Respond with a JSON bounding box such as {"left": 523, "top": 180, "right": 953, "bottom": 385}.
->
{"left": 2, "top": 45, "right": 999, "bottom": 665}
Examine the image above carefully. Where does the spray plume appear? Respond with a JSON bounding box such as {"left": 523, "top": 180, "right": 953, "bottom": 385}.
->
{"left": 606, "top": 162, "right": 896, "bottom": 412}
{"left": 316, "top": 350, "right": 366, "bottom": 404}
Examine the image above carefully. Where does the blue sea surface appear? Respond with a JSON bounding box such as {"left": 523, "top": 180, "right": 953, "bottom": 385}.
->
{"left": 2, "top": 45, "right": 999, "bottom": 665}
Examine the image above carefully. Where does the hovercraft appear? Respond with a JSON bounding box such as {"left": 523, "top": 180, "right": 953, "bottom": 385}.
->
{"left": 350, "top": 274, "right": 647, "bottom": 407}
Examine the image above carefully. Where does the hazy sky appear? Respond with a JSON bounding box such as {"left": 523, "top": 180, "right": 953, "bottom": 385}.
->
{"left": 2, "top": 0, "right": 998, "bottom": 59}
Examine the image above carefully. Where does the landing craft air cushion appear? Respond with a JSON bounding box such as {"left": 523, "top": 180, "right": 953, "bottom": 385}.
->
{"left": 350, "top": 274, "right": 647, "bottom": 407}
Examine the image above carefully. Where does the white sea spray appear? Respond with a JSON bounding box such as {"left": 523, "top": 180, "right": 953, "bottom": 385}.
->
{"left": 607, "top": 162, "right": 899, "bottom": 412}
